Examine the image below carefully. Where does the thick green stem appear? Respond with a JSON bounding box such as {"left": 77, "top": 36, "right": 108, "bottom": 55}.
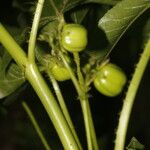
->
{"left": 28, "top": 0, "right": 44, "bottom": 63}
{"left": 0, "top": 23, "right": 28, "bottom": 68}
{"left": 22, "top": 101, "right": 51, "bottom": 150}
{"left": 25, "top": 63, "right": 80, "bottom": 150}
{"left": 0, "top": 24, "right": 79, "bottom": 150}
{"left": 115, "top": 40, "right": 150, "bottom": 150}
{"left": 47, "top": 70, "right": 82, "bottom": 150}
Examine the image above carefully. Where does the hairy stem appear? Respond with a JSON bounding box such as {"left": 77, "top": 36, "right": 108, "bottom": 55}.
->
{"left": 28, "top": 0, "right": 45, "bottom": 63}
{"left": 61, "top": 50, "right": 98, "bottom": 150}
{"left": 60, "top": 52, "right": 93, "bottom": 150}
{"left": 115, "top": 40, "right": 150, "bottom": 150}
{"left": 73, "top": 53, "right": 85, "bottom": 87}
{"left": 73, "top": 52, "right": 98, "bottom": 150}
{"left": 73, "top": 52, "right": 92, "bottom": 150}
{"left": 22, "top": 101, "right": 51, "bottom": 150}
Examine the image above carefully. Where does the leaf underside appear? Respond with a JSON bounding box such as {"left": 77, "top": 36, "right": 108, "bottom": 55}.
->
{"left": 98, "top": 0, "right": 150, "bottom": 52}
{"left": 0, "top": 51, "right": 25, "bottom": 99}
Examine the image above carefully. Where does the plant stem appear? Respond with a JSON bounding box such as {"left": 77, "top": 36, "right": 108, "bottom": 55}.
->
{"left": 73, "top": 52, "right": 92, "bottom": 150}
{"left": 59, "top": 51, "right": 81, "bottom": 97}
{"left": 28, "top": 0, "right": 45, "bottom": 63}
{"left": 87, "top": 101, "right": 99, "bottom": 150}
{"left": 0, "top": 23, "right": 28, "bottom": 69}
{"left": 61, "top": 50, "right": 98, "bottom": 150}
{"left": 0, "top": 24, "right": 79, "bottom": 150}
{"left": 59, "top": 52, "right": 91, "bottom": 148}
{"left": 114, "top": 40, "right": 150, "bottom": 150}
{"left": 73, "top": 52, "right": 98, "bottom": 150}
{"left": 80, "top": 100, "right": 92, "bottom": 150}
{"left": 28, "top": 1, "right": 80, "bottom": 148}
{"left": 25, "top": 63, "right": 80, "bottom": 150}
{"left": 73, "top": 53, "right": 84, "bottom": 87}
{"left": 47, "top": 70, "right": 82, "bottom": 150}
{"left": 22, "top": 101, "right": 51, "bottom": 150}
{"left": 49, "top": 0, "right": 60, "bottom": 17}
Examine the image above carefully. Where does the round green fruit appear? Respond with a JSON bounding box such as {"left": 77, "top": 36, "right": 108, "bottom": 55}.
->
{"left": 51, "top": 64, "right": 70, "bottom": 81}
{"left": 93, "top": 63, "right": 127, "bottom": 97}
{"left": 61, "top": 24, "right": 87, "bottom": 52}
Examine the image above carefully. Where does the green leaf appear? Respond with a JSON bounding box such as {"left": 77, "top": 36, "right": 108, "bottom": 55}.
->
{"left": 0, "top": 49, "right": 12, "bottom": 72}
{"left": 35, "top": 43, "right": 52, "bottom": 67}
{"left": 0, "top": 25, "right": 26, "bottom": 99}
{"left": 38, "top": 20, "right": 59, "bottom": 42}
{"left": 40, "top": 0, "right": 88, "bottom": 38}
{"left": 64, "top": 0, "right": 85, "bottom": 11}
{"left": 98, "top": 0, "right": 150, "bottom": 51}
{"left": 0, "top": 51, "right": 25, "bottom": 99}
{"left": 42, "top": 0, "right": 85, "bottom": 18}
{"left": 126, "top": 137, "right": 145, "bottom": 150}
{"left": 3, "top": 83, "right": 27, "bottom": 106}
{"left": 70, "top": 6, "right": 89, "bottom": 24}
{"left": 84, "top": 0, "right": 119, "bottom": 5}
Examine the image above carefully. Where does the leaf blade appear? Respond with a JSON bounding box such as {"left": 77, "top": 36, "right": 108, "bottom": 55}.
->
{"left": 98, "top": 0, "right": 150, "bottom": 51}
{"left": 0, "top": 63, "right": 25, "bottom": 99}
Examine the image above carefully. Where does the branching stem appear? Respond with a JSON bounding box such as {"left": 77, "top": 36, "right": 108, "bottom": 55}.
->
{"left": 0, "top": 23, "right": 80, "bottom": 150}
{"left": 25, "top": 63, "right": 80, "bottom": 150}
{"left": 60, "top": 51, "right": 98, "bottom": 150}
{"left": 73, "top": 52, "right": 99, "bottom": 150}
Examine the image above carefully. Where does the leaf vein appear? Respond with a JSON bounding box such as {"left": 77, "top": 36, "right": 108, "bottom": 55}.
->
{"left": 105, "top": 25, "right": 126, "bottom": 33}
{"left": 124, "top": 4, "right": 148, "bottom": 10}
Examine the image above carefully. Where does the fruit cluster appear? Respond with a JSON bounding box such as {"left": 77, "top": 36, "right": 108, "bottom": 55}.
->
{"left": 51, "top": 23, "right": 127, "bottom": 96}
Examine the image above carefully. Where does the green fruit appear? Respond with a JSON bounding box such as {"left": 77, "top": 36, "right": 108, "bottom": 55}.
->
{"left": 93, "top": 63, "right": 127, "bottom": 97}
{"left": 61, "top": 24, "right": 87, "bottom": 52}
{"left": 51, "top": 64, "right": 70, "bottom": 81}
{"left": 50, "top": 56, "right": 71, "bottom": 81}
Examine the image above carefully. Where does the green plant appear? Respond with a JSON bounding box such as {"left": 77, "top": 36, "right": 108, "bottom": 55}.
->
{"left": 0, "top": 0, "right": 150, "bottom": 150}
{"left": 93, "top": 63, "right": 127, "bottom": 97}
